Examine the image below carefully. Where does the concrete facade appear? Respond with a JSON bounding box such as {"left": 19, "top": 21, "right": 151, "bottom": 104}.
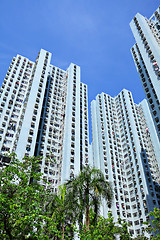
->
{"left": 0, "top": 49, "right": 89, "bottom": 191}
{"left": 130, "top": 6, "right": 160, "bottom": 142}
{"left": 91, "top": 89, "right": 160, "bottom": 237}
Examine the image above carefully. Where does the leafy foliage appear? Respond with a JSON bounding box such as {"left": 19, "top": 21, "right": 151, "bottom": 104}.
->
{"left": 1, "top": 154, "right": 159, "bottom": 239}
{"left": 66, "top": 165, "right": 113, "bottom": 229}
{"left": 79, "top": 211, "right": 132, "bottom": 240}
{"left": 0, "top": 153, "right": 56, "bottom": 239}
{"left": 117, "top": 218, "right": 132, "bottom": 240}
{"left": 144, "top": 208, "right": 160, "bottom": 239}
{"left": 46, "top": 185, "right": 76, "bottom": 239}
{"left": 134, "top": 236, "right": 149, "bottom": 240}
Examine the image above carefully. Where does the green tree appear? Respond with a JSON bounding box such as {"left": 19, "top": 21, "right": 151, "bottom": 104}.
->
{"left": 144, "top": 208, "right": 160, "bottom": 239}
{"left": 134, "top": 236, "right": 149, "bottom": 240}
{"left": 117, "top": 218, "right": 132, "bottom": 240}
{"left": 66, "top": 165, "right": 113, "bottom": 230}
{"left": 0, "top": 153, "right": 56, "bottom": 240}
{"left": 79, "top": 211, "right": 132, "bottom": 240}
{"left": 46, "top": 184, "right": 76, "bottom": 240}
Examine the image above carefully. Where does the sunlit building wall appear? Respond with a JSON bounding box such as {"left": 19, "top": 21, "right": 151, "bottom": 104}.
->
{"left": 0, "top": 49, "right": 89, "bottom": 191}
{"left": 130, "top": 6, "right": 160, "bottom": 142}
{"left": 91, "top": 89, "right": 160, "bottom": 237}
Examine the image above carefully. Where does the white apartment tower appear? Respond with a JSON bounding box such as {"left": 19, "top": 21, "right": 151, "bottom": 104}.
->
{"left": 130, "top": 6, "right": 160, "bottom": 142}
{"left": 0, "top": 49, "right": 89, "bottom": 191}
{"left": 91, "top": 89, "right": 160, "bottom": 237}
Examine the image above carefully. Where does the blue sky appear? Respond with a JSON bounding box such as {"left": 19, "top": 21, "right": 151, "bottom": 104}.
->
{"left": 0, "top": 0, "right": 159, "bottom": 140}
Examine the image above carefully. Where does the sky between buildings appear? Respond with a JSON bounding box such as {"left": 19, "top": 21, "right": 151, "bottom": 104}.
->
{"left": 0, "top": 0, "right": 159, "bottom": 141}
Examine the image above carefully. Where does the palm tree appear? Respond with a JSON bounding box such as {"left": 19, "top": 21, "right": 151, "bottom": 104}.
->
{"left": 66, "top": 165, "right": 113, "bottom": 230}
{"left": 46, "top": 185, "right": 76, "bottom": 239}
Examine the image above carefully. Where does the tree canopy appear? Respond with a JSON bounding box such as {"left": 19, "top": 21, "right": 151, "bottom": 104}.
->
{"left": 0, "top": 153, "right": 159, "bottom": 239}
{"left": 66, "top": 165, "right": 113, "bottom": 230}
{"left": 0, "top": 153, "right": 54, "bottom": 239}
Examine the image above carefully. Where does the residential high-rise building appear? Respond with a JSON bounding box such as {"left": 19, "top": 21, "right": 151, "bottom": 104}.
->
{"left": 0, "top": 49, "right": 89, "bottom": 191}
{"left": 130, "top": 6, "right": 160, "bottom": 141}
{"left": 91, "top": 89, "right": 160, "bottom": 237}
{"left": 1, "top": 46, "right": 160, "bottom": 239}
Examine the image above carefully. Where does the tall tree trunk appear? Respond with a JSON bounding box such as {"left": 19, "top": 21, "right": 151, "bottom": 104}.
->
{"left": 62, "top": 224, "right": 65, "bottom": 239}
{"left": 93, "top": 201, "right": 98, "bottom": 225}
{"left": 86, "top": 205, "right": 90, "bottom": 230}
{"left": 4, "top": 215, "right": 13, "bottom": 240}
